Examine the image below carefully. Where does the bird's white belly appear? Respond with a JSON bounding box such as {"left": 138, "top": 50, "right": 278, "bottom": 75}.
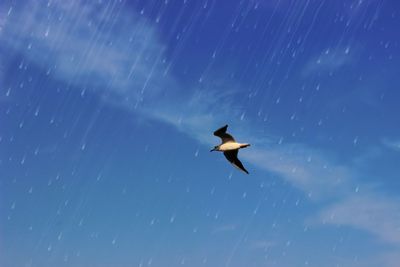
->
{"left": 219, "top": 142, "right": 241, "bottom": 151}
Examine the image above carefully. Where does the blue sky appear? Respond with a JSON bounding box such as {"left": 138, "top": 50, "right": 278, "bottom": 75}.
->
{"left": 1, "top": 0, "right": 400, "bottom": 266}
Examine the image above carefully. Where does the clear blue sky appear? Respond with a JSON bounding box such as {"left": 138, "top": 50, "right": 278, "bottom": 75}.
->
{"left": 1, "top": 0, "right": 400, "bottom": 266}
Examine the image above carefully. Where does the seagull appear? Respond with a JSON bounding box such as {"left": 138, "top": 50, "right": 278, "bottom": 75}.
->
{"left": 210, "top": 125, "right": 250, "bottom": 174}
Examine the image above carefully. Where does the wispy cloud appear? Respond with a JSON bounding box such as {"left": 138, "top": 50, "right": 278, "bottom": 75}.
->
{"left": 316, "top": 191, "right": 400, "bottom": 245}
{"left": 0, "top": 1, "right": 170, "bottom": 106}
{"left": 380, "top": 250, "right": 400, "bottom": 267}
{"left": 212, "top": 223, "right": 238, "bottom": 234}
{"left": 243, "top": 145, "right": 354, "bottom": 199}
{"left": 382, "top": 138, "right": 400, "bottom": 152}
{"left": 143, "top": 83, "right": 245, "bottom": 145}
{"left": 302, "top": 47, "right": 354, "bottom": 77}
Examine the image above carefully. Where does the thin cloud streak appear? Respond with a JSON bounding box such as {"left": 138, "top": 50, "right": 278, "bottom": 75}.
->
{"left": 212, "top": 223, "right": 238, "bottom": 234}
{"left": 0, "top": 1, "right": 170, "bottom": 106}
{"left": 316, "top": 191, "right": 400, "bottom": 245}
{"left": 302, "top": 47, "right": 354, "bottom": 77}
{"left": 243, "top": 146, "right": 354, "bottom": 199}
{"left": 382, "top": 138, "right": 400, "bottom": 152}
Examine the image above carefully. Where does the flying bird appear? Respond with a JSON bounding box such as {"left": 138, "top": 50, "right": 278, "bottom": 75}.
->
{"left": 210, "top": 125, "right": 250, "bottom": 174}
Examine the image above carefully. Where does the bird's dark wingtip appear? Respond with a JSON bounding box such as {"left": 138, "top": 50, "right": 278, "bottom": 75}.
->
{"left": 238, "top": 165, "right": 249, "bottom": 174}
{"left": 213, "top": 124, "right": 229, "bottom": 136}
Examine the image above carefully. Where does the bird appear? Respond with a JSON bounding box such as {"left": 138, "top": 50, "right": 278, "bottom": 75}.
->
{"left": 210, "top": 125, "right": 250, "bottom": 174}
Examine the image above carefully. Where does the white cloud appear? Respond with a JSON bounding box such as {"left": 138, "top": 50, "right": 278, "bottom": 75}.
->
{"left": 143, "top": 80, "right": 355, "bottom": 201}
{"left": 380, "top": 250, "right": 400, "bottom": 267}
{"left": 143, "top": 85, "right": 244, "bottom": 145}
{"left": 382, "top": 138, "right": 400, "bottom": 152}
{"left": 0, "top": 1, "right": 171, "bottom": 105}
{"left": 243, "top": 145, "right": 354, "bottom": 199}
{"left": 316, "top": 191, "right": 400, "bottom": 244}
{"left": 302, "top": 48, "right": 354, "bottom": 77}
{"left": 212, "top": 223, "right": 238, "bottom": 234}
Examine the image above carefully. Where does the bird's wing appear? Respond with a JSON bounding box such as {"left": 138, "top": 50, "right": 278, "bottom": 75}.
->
{"left": 213, "top": 125, "right": 235, "bottom": 143}
{"left": 223, "top": 150, "right": 249, "bottom": 174}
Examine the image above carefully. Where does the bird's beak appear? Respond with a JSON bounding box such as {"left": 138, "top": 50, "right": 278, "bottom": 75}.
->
{"left": 210, "top": 148, "right": 216, "bottom": 152}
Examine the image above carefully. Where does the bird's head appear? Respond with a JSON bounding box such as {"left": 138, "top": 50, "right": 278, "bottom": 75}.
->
{"left": 210, "top": 146, "right": 219, "bottom": 152}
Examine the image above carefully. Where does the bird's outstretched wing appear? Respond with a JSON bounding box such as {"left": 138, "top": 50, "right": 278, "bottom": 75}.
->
{"left": 213, "top": 125, "right": 235, "bottom": 143}
{"left": 223, "top": 150, "right": 249, "bottom": 174}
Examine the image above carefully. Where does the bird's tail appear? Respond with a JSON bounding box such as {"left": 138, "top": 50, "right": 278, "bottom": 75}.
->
{"left": 240, "top": 143, "right": 250, "bottom": 149}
